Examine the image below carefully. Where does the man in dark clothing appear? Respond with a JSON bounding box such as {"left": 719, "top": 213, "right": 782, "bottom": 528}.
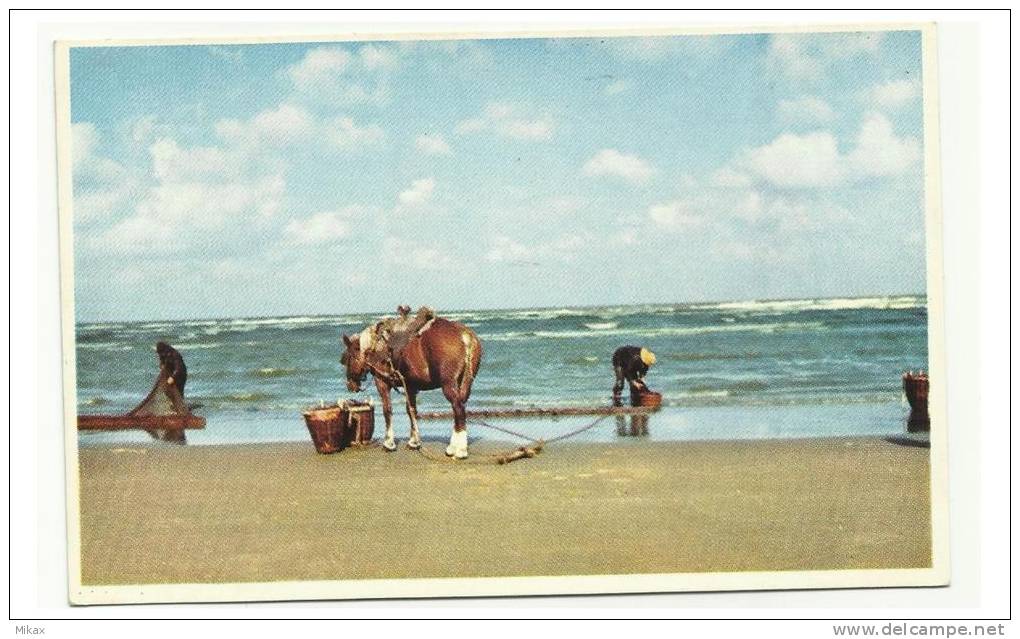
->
{"left": 156, "top": 341, "right": 187, "bottom": 396}
{"left": 612, "top": 345, "right": 657, "bottom": 406}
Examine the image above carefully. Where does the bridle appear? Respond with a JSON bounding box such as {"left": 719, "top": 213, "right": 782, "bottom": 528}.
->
{"left": 343, "top": 339, "right": 402, "bottom": 390}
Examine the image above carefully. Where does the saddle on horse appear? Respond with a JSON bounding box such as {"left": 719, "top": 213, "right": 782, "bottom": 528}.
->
{"left": 366, "top": 306, "right": 436, "bottom": 381}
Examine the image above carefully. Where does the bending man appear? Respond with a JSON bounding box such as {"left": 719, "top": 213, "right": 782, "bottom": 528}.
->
{"left": 156, "top": 341, "right": 187, "bottom": 396}
{"left": 611, "top": 345, "right": 656, "bottom": 407}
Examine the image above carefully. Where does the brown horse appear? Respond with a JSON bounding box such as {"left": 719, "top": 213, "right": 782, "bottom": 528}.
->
{"left": 341, "top": 317, "right": 482, "bottom": 459}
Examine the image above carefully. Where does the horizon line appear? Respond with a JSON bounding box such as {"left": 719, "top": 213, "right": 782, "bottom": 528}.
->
{"left": 74, "top": 291, "right": 928, "bottom": 326}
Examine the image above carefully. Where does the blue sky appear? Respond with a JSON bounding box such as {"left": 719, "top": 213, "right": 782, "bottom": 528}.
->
{"left": 70, "top": 31, "right": 926, "bottom": 322}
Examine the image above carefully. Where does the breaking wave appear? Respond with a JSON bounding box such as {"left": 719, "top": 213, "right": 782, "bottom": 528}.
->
{"left": 480, "top": 321, "right": 827, "bottom": 341}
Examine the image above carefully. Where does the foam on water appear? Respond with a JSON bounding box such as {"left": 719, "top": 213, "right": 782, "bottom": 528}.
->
{"left": 483, "top": 320, "right": 827, "bottom": 341}
{"left": 76, "top": 296, "right": 928, "bottom": 445}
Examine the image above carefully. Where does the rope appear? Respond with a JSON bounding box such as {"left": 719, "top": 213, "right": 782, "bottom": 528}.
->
{"left": 470, "top": 413, "right": 613, "bottom": 445}
{"left": 366, "top": 334, "right": 614, "bottom": 465}
{"left": 404, "top": 413, "right": 615, "bottom": 466}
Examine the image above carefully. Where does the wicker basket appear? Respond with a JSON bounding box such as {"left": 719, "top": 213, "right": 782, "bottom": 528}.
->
{"left": 302, "top": 405, "right": 346, "bottom": 454}
{"left": 902, "top": 372, "right": 930, "bottom": 433}
{"left": 630, "top": 388, "right": 663, "bottom": 409}
{"left": 343, "top": 400, "right": 375, "bottom": 445}
{"left": 302, "top": 400, "right": 376, "bottom": 454}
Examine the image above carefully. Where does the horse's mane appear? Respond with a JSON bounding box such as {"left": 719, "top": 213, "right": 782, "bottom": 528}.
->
{"left": 358, "top": 326, "right": 375, "bottom": 353}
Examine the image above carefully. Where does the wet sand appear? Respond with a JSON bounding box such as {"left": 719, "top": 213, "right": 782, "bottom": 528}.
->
{"left": 77, "top": 437, "right": 931, "bottom": 585}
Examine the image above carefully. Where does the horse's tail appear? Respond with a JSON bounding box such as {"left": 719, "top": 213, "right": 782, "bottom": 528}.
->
{"left": 457, "top": 329, "right": 479, "bottom": 400}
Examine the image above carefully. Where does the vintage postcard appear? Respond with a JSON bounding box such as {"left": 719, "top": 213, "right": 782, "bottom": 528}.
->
{"left": 57, "top": 23, "right": 948, "bottom": 604}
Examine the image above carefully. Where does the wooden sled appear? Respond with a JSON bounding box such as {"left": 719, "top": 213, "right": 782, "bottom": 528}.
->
{"left": 77, "top": 371, "right": 205, "bottom": 443}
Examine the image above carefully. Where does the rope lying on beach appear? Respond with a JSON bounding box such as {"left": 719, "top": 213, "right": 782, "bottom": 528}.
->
{"left": 411, "top": 414, "right": 614, "bottom": 465}
{"left": 384, "top": 353, "right": 616, "bottom": 464}
{"left": 472, "top": 414, "right": 614, "bottom": 445}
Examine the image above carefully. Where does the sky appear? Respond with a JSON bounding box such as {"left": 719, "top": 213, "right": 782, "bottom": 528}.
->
{"left": 69, "top": 30, "right": 927, "bottom": 322}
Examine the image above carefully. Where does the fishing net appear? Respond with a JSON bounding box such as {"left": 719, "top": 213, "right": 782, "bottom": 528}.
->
{"left": 128, "top": 370, "right": 190, "bottom": 443}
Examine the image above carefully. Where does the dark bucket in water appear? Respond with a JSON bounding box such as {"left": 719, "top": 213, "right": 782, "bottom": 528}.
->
{"left": 302, "top": 400, "right": 375, "bottom": 454}
{"left": 902, "top": 371, "right": 930, "bottom": 433}
{"left": 630, "top": 387, "right": 663, "bottom": 409}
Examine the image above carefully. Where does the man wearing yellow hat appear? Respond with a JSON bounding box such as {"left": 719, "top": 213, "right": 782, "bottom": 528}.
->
{"left": 611, "top": 345, "right": 657, "bottom": 407}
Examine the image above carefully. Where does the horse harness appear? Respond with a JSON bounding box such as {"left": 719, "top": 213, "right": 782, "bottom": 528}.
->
{"left": 362, "top": 307, "right": 437, "bottom": 390}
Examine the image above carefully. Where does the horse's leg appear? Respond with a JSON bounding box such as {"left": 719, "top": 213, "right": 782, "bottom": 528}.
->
{"left": 375, "top": 378, "right": 397, "bottom": 452}
{"left": 405, "top": 389, "right": 422, "bottom": 450}
{"left": 443, "top": 383, "right": 468, "bottom": 459}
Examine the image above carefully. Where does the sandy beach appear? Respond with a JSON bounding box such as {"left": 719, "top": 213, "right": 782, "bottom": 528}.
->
{"left": 77, "top": 436, "right": 931, "bottom": 585}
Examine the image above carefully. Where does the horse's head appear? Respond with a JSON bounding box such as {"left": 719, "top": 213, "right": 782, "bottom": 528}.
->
{"left": 340, "top": 332, "right": 368, "bottom": 392}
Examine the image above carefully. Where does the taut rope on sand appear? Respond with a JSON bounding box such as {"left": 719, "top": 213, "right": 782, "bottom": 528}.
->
{"left": 413, "top": 414, "right": 613, "bottom": 465}
{"left": 384, "top": 348, "right": 619, "bottom": 464}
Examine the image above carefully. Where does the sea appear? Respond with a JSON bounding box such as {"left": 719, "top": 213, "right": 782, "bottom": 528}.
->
{"left": 76, "top": 295, "right": 929, "bottom": 447}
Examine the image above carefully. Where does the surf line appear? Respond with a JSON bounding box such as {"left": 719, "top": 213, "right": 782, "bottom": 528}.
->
{"left": 416, "top": 405, "right": 658, "bottom": 420}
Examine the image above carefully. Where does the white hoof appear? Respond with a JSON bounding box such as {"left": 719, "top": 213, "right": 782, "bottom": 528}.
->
{"left": 383, "top": 439, "right": 397, "bottom": 452}
{"left": 446, "top": 430, "right": 468, "bottom": 459}
{"left": 406, "top": 440, "right": 421, "bottom": 450}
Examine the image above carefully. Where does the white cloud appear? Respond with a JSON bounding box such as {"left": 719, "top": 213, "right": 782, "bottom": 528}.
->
{"left": 217, "top": 105, "right": 383, "bottom": 151}
{"left": 215, "top": 104, "right": 313, "bottom": 147}
{"left": 740, "top": 131, "right": 844, "bottom": 188}
{"left": 72, "top": 122, "right": 98, "bottom": 169}
{"left": 455, "top": 102, "right": 554, "bottom": 140}
{"left": 582, "top": 149, "right": 656, "bottom": 185}
{"left": 250, "top": 103, "right": 315, "bottom": 143}
{"left": 283, "top": 210, "right": 356, "bottom": 245}
{"left": 847, "top": 112, "right": 920, "bottom": 177}
{"left": 287, "top": 48, "right": 351, "bottom": 91}
{"left": 647, "top": 200, "right": 705, "bottom": 230}
{"left": 286, "top": 46, "right": 389, "bottom": 105}
{"left": 501, "top": 118, "right": 553, "bottom": 139}
{"left": 714, "top": 240, "right": 788, "bottom": 264}
{"left": 867, "top": 79, "right": 920, "bottom": 109}
{"left": 605, "top": 36, "right": 731, "bottom": 61}
{"left": 486, "top": 235, "right": 533, "bottom": 263}
{"left": 327, "top": 116, "right": 385, "bottom": 149}
{"left": 736, "top": 112, "right": 919, "bottom": 188}
{"left": 821, "top": 32, "right": 884, "bottom": 58}
{"left": 415, "top": 134, "right": 452, "bottom": 155}
{"left": 383, "top": 237, "right": 456, "bottom": 270}
{"left": 767, "top": 35, "right": 822, "bottom": 80}
{"left": 100, "top": 174, "right": 285, "bottom": 253}
{"left": 454, "top": 117, "right": 487, "bottom": 134}
{"left": 777, "top": 96, "right": 836, "bottom": 124}
{"left": 767, "top": 32, "right": 884, "bottom": 81}
{"left": 548, "top": 234, "right": 586, "bottom": 254}
{"left": 75, "top": 185, "right": 136, "bottom": 223}
{"left": 710, "top": 166, "right": 752, "bottom": 188}
{"left": 397, "top": 178, "right": 436, "bottom": 207}
{"left": 135, "top": 174, "right": 285, "bottom": 225}
{"left": 604, "top": 79, "right": 629, "bottom": 95}
{"left": 359, "top": 44, "right": 399, "bottom": 71}
{"left": 73, "top": 123, "right": 125, "bottom": 184}
{"left": 130, "top": 115, "right": 159, "bottom": 143}
{"left": 543, "top": 195, "right": 586, "bottom": 215}
{"left": 643, "top": 174, "right": 848, "bottom": 238}
{"left": 208, "top": 46, "right": 245, "bottom": 64}
{"left": 485, "top": 232, "right": 589, "bottom": 264}
{"left": 150, "top": 138, "right": 239, "bottom": 182}
{"left": 385, "top": 40, "right": 491, "bottom": 70}
{"left": 92, "top": 134, "right": 286, "bottom": 253}
{"left": 71, "top": 122, "right": 138, "bottom": 223}
{"left": 759, "top": 197, "right": 851, "bottom": 232}
{"left": 618, "top": 229, "right": 639, "bottom": 246}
